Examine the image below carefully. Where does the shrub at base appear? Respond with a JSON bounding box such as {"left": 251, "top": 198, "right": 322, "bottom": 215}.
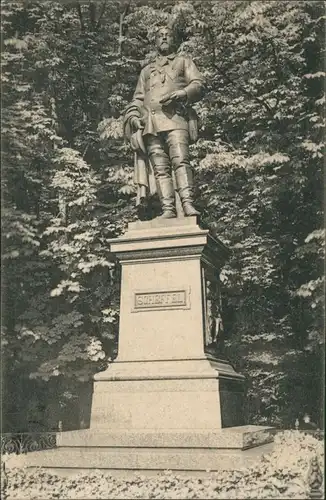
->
{"left": 5, "top": 432, "right": 324, "bottom": 499}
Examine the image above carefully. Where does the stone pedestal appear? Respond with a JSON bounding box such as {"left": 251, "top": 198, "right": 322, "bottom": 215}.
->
{"left": 91, "top": 217, "right": 244, "bottom": 431}
{"left": 19, "top": 217, "right": 274, "bottom": 474}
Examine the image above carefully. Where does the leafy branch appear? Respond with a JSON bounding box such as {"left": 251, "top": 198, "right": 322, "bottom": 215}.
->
{"left": 118, "top": 0, "right": 132, "bottom": 56}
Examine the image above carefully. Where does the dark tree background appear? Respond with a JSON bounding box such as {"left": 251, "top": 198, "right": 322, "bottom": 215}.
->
{"left": 1, "top": 0, "right": 324, "bottom": 431}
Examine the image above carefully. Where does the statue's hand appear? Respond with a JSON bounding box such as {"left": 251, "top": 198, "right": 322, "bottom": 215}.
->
{"left": 161, "top": 89, "right": 187, "bottom": 103}
{"left": 130, "top": 117, "right": 144, "bottom": 131}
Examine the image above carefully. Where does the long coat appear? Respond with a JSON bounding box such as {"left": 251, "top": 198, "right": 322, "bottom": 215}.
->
{"left": 131, "top": 53, "right": 204, "bottom": 138}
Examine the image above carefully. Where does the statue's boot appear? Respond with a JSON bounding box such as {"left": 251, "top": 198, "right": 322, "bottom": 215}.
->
{"left": 156, "top": 177, "right": 176, "bottom": 219}
{"left": 175, "top": 166, "right": 200, "bottom": 217}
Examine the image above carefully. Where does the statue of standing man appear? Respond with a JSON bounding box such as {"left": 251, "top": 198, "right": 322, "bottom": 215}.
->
{"left": 124, "top": 25, "right": 205, "bottom": 219}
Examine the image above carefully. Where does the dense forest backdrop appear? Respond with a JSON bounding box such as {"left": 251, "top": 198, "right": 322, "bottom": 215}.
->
{"left": 2, "top": 0, "right": 324, "bottom": 432}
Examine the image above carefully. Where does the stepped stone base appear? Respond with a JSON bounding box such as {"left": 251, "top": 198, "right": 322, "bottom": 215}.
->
{"left": 91, "top": 358, "right": 245, "bottom": 430}
{"left": 56, "top": 425, "right": 273, "bottom": 449}
{"left": 10, "top": 426, "right": 275, "bottom": 474}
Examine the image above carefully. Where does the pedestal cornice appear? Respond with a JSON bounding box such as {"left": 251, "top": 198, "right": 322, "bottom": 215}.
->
{"left": 108, "top": 217, "right": 230, "bottom": 267}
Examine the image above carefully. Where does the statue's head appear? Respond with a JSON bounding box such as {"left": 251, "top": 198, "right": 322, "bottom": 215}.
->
{"left": 155, "top": 26, "right": 176, "bottom": 55}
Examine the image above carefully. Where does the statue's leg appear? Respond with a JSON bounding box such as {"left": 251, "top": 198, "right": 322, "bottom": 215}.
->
{"left": 167, "top": 129, "right": 200, "bottom": 217}
{"left": 146, "top": 134, "right": 176, "bottom": 218}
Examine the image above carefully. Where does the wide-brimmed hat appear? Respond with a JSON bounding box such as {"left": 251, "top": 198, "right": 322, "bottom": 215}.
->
{"left": 130, "top": 129, "right": 146, "bottom": 154}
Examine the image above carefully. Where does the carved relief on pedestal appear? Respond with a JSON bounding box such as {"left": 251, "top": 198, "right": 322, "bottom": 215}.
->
{"left": 203, "top": 273, "right": 225, "bottom": 357}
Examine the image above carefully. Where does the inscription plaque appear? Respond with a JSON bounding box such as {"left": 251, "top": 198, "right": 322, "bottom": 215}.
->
{"left": 133, "top": 289, "right": 190, "bottom": 312}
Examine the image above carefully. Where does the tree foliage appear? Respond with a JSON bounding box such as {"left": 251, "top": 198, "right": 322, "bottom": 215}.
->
{"left": 2, "top": 0, "right": 324, "bottom": 430}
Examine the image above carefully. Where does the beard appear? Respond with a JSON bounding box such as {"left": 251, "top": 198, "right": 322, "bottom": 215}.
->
{"left": 158, "top": 42, "right": 172, "bottom": 54}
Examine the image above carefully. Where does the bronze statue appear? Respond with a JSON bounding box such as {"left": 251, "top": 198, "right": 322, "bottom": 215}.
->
{"left": 123, "top": 26, "right": 205, "bottom": 219}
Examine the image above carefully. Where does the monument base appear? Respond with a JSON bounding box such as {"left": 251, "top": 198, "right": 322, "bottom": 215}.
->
{"left": 91, "top": 357, "right": 245, "bottom": 430}
{"left": 15, "top": 426, "right": 274, "bottom": 473}
{"left": 14, "top": 218, "right": 275, "bottom": 475}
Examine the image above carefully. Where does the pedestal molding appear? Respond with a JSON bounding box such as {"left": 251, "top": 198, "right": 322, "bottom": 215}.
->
{"left": 118, "top": 255, "right": 201, "bottom": 265}
{"left": 114, "top": 245, "right": 205, "bottom": 263}
{"left": 94, "top": 373, "right": 242, "bottom": 381}
{"left": 111, "top": 229, "right": 209, "bottom": 245}
{"left": 93, "top": 357, "right": 245, "bottom": 382}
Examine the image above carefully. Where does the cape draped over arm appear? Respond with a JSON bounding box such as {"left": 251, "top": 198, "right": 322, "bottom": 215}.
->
{"left": 123, "top": 102, "right": 156, "bottom": 206}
